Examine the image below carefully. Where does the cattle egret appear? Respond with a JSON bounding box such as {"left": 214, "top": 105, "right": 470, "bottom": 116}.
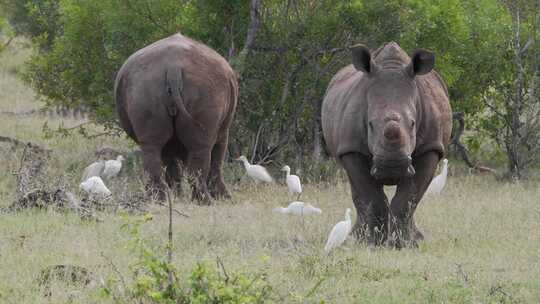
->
{"left": 236, "top": 155, "right": 273, "bottom": 183}
{"left": 324, "top": 208, "right": 352, "bottom": 253}
{"left": 79, "top": 176, "right": 111, "bottom": 197}
{"left": 102, "top": 155, "right": 124, "bottom": 179}
{"left": 281, "top": 165, "right": 302, "bottom": 199}
{"left": 81, "top": 160, "right": 105, "bottom": 182}
{"left": 273, "top": 201, "right": 322, "bottom": 215}
{"left": 425, "top": 158, "right": 448, "bottom": 195}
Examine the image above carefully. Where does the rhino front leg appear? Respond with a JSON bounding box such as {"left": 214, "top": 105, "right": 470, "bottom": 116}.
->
{"left": 341, "top": 153, "right": 389, "bottom": 246}
{"left": 389, "top": 151, "right": 439, "bottom": 248}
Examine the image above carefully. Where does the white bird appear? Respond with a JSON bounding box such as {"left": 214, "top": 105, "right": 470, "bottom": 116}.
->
{"left": 102, "top": 155, "right": 124, "bottom": 179}
{"left": 79, "top": 176, "right": 111, "bottom": 197}
{"left": 81, "top": 160, "right": 105, "bottom": 182}
{"left": 425, "top": 158, "right": 448, "bottom": 195}
{"left": 324, "top": 208, "right": 352, "bottom": 253}
{"left": 273, "top": 201, "right": 322, "bottom": 215}
{"left": 281, "top": 165, "right": 302, "bottom": 199}
{"left": 236, "top": 155, "right": 273, "bottom": 183}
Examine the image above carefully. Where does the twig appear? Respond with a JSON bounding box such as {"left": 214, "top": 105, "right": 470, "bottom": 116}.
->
{"left": 488, "top": 285, "right": 514, "bottom": 300}
{"left": 100, "top": 252, "right": 127, "bottom": 298}
{"left": 216, "top": 256, "right": 230, "bottom": 283}
{"left": 166, "top": 189, "right": 174, "bottom": 292}
{"left": 251, "top": 124, "right": 264, "bottom": 163}
{"left": 154, "top": 201, "right": 190, "bottom": 218}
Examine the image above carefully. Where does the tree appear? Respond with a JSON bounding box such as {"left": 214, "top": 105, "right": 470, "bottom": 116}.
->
{"left": 481, "top": 0, "right": 540, "bottom": 179}
{"left": 4, "top": 0, "right": 537, "bottom": 175}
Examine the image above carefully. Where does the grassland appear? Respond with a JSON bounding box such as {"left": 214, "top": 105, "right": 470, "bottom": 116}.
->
{"left": 1, "top": 42, "right": 540, "bottom": 303}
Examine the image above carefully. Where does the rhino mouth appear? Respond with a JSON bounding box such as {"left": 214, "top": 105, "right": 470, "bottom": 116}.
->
{"left": 370, "top": 155, "right": 415, "bottom": 180}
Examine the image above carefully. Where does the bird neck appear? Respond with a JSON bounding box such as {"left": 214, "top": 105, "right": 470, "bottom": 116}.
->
{"left": 441, "top": 163, "right": 448, "bottom": 177}
{"left": 241, "top": 159, "right": 251, "bottom": 169}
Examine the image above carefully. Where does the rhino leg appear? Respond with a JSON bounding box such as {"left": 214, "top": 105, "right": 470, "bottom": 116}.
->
{"left": 207, "top": 136, "right": 231, "bottom": 200}
{"left": 341, "top": 153, "right": 389, "bottom": 245}
{"left": 164, "top": 157, "right": 182, "bottom": 195}
{"left": 162, "top": 140, "right": 186, "bottom": 196}
{"left": 141, "top": 144, "right": 167, "bottom": 200}
{"left": 389, "top": 151, "right": 438, "bottom": 248}
{"left": 186, "top": 147, "right": 213, "bottom": 204}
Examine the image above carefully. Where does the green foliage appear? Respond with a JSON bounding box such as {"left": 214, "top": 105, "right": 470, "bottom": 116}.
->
{"left": 1, "top": 0, "right": 61, "bottom": 50}
{"left": 4, "top": 0, "right": 537, "bottom": 170}
{"left": 101, "top": 215, "right": 276, "bottom": 303}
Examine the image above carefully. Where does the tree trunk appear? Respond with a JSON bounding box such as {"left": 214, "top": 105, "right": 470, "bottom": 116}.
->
{"left": 312, "top": 109, "right": 322, "bottom": 163}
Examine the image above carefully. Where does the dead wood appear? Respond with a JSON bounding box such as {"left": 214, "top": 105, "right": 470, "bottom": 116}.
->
{"left": 450, "top": 112, "right": 497, "bottom": 175}
{"left": 5, "top": 188, "right": 98, "bottom": 220}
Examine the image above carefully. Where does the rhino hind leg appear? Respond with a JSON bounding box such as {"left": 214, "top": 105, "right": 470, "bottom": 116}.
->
{"left": 207, "top": 137, "right": 231, "bottom": 200}
{"left": 163, "top": 157, "right": 182, "bottom": 195}
{"left": 185, "top": 147, "right": 213, "bottom": 204}
{"left": 389, "top": 151, "right": 439, "bottom": 248}
{"left": 341, "top": 153, "right": 389, "bottom": 246}
{"left": 162, "top": 139, "right": 186, "bottom": 195}
{"left": 141, "top": 144, "right": 168, "bottom": 200}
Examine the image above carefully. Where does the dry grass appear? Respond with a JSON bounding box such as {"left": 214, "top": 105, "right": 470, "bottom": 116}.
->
{"left": 1, "top": 42, "right": 540, "bottom": 304}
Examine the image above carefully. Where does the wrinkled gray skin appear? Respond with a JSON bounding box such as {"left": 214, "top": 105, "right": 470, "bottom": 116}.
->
{"left": 115, "top": 33, "right": 238, "bottom": 203}
{"left": 322, "top": 42, "right": 452, "bottom": 247}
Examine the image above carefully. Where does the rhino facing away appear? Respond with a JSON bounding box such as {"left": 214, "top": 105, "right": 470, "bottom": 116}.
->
{"left": 115, "top": 33, "right": 238, "bottom": 203}
{"left": 322, "top": 42, "right": 452, "bottom": 247}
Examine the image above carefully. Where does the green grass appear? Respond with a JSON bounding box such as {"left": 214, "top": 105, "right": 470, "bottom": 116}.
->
{"left": 1, "top": 41, "right": 540, "bottom": 304}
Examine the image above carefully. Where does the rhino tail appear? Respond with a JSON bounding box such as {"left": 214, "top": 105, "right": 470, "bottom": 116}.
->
{"left": 164, "top": 67, "right": 205, "bottom": 132}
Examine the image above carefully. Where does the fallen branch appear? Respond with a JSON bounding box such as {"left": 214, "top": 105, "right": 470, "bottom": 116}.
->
{"left": 5, "top": 188, "right": 98, "bottom": 221}
{"left": 154, "top": 201, "right": 190, "bottom": 218}
{"left": 0, "top": 135, "right": 51, "bottom": 154}
{"left": 450, "top": 112, "right": 497, "bottom": 175}
{"left": 450, "top": 112, "right": 474, "bottom": 168}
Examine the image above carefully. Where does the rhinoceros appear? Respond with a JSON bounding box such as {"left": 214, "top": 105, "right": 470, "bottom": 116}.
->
{"left": 115, "top": 33, "right": 238, "bottom": 203}
{"left": 322, "top": 42, "right": 452, "bottom": 247}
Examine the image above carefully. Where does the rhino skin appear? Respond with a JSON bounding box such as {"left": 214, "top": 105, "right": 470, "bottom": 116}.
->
{"left": 115, "top": 33, "right": 238, "bottom": 203}
{"left": 322, "top": 42, "right": 452, "bottom": 247}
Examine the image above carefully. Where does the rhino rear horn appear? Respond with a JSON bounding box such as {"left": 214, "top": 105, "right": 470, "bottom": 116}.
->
{"left": 406, "top": 49, "right": 435, "bottom": 77}
{"left": 350, "top": 44, "right": 378, "bottom": 75}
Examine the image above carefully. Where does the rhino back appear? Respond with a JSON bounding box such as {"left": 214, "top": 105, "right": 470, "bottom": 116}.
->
{"left": 115, "top": 34, "right": 236, "bottom": 142}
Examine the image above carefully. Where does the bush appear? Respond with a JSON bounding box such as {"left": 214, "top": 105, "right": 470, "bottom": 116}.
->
{"left": 100, "top": 215, "right": 276, "bottom": 303}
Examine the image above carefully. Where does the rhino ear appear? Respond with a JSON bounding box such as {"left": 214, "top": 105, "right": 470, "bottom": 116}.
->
{"left": 350, "top": 44, "right": 377, "bottom": 75}
{"left": 406, "top": 49, "right": 435, "bottom": 77}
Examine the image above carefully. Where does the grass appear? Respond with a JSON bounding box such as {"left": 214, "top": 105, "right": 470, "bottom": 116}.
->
{"left": 1, "top": 42, "right": 540, "bottom": 304}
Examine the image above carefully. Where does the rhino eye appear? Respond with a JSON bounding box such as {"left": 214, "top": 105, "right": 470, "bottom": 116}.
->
{"left": 411, "top": 120, "right": 416, "bottom": 129}
{"left": 368, "top": 121, "right": 374, "bottom": 131}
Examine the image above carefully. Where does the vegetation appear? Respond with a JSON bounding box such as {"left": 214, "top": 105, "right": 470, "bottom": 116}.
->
{"left": 1, "top": 38, "right": 540, "bottom": 303}
{"left": 0, "top": 0, "right": 538, "bottom": 177}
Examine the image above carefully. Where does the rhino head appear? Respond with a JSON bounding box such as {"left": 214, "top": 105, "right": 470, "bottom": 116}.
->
{"left": 350, "top": 44, "right": 435, "bottom": 182}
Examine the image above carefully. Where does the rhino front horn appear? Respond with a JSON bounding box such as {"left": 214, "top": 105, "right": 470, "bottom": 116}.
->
{"left": 406, "top": 164, "right": 416, "bottom": 177}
